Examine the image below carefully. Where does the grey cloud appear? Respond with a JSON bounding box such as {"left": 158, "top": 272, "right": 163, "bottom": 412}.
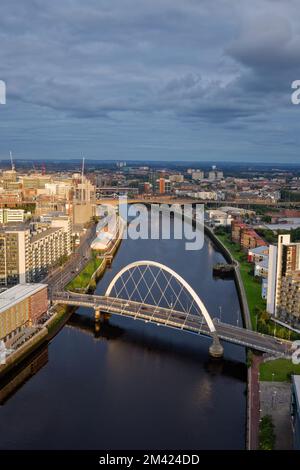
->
{"left": 1, "top": 0, "right": 300, "bottom": 161}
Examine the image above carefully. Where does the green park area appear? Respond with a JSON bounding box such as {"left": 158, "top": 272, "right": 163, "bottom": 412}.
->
{"left": 215, "top": 230, "right": 300, "bottom": 340}
{"left": 66, "top": 253, "right": 103, "bottom": 292}
{"left": 260, "top": 358, "right": 300, "bottom": 382}
{"left": 216, "top": 232, "right": 265, "bottom": 327}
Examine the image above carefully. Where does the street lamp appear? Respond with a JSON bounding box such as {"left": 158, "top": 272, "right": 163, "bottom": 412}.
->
{"left": 272, "top": 390, "right": 277, "bottom": 409}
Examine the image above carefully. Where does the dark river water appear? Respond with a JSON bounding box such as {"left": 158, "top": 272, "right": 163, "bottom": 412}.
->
{"left": 0, "top": 216, "right": 246, "bottom": 450}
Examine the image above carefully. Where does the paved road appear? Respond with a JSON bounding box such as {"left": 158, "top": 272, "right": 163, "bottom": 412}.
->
{"left": 260, "top": 381, "right": 293, "bottom": 449}
{"left": 248, "top": 353, "right": 262, "bottom": 450}
{"left": 52, "top": 292, "right": 292, "bottom": 356}
{"left": 45, "top": 224, "right": 96, "bottom": 296}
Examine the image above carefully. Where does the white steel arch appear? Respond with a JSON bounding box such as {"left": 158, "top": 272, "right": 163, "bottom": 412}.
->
{"left": 105, "top": 260, "right": 216, "bottom": 333}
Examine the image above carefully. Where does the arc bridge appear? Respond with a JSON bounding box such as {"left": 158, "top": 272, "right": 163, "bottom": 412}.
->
{"left": 53, "top": 260, "right": 292, "bottom": 358}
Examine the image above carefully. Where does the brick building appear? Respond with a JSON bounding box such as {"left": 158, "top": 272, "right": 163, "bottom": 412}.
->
{"left": 0, "top": 284, "right": 48, "bottom": 343}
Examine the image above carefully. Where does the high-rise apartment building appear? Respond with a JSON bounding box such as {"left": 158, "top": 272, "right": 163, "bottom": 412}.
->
{"left": 208, "top": 170, "right": 223, "bottom": 181}
{"left": 0, "top": 216, "right": 72, "bottom": 286}
{"left": 267, "top": 234, "right": 300, "bottom": 323}
{"left": 191, "top": 171, "right": 204, "bottom": 181}
{"left": 74, "top": 175, "right": 95, "bottom": 203}
{"left": 159, "top": 178, "right": 165, "bottom": 194}
{"left": 158, "top": 178, "right": 171, "bottom": 194}
{"left": 0, "top": 227, "right": 30, "bottom": 285}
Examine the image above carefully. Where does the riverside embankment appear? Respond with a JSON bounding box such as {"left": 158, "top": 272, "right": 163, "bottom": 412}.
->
{"left": 204, "top": 225, "right": 252, "bottom": 330}
{"left": 0, "top": 219, "right": 123, "bottom": 380}
{"left": 0, "top": 212, "right": 246, "bottom": 450}
{"left": 204, "top": 225, "right": 262, "bottom": 450}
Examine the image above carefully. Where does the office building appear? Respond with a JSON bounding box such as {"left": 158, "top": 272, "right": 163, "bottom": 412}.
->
{"left": 21, "top": 175, "right": 52, "bottom": 189}
{"left": 169, "top": 174, "right": 184, "bottom": 183}
{"left": 2, "top": 169, "right": 17, "bottom": 183}
{"left": 206, "top": 209, "right": 233, "bottom": 227}
{"left": 0, "top": 208, "right": 25, "bottom": 224}
{"left": 0, "top": 283, "right": 48, "bottom": 343}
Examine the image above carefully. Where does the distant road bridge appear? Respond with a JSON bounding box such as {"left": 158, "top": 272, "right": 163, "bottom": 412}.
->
{"left": 95, "top": 197, "right": 300, "bottom": 208}
{"left": 52, "top": 260, "right": 292, "bottom": 358}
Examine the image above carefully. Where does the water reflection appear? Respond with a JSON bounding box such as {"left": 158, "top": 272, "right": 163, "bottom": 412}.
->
{"left": 0, "top": 345, "right": 48, "bottom": 405}
{"left": 67, "top": 312, "right": 245, "bottom": 384}
{"left": 0, "top": 216, "right": 247, "bottom": 450}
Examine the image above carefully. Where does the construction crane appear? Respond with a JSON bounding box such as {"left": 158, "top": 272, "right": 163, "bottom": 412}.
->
{"left": 81, "top": 156, "right": 85, "bottom": 181}
{"left": 81, "top": 156, "right": 85, "bottom": 202}
{"left": 9, "top": 151, "right": 15, "bottom": 171}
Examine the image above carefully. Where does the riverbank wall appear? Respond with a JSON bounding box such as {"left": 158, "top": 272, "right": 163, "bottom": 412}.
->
{"left": 204, "top": 224, "right": 255, "bottom": 450}
{"left": 204, "top": 225, "right": 252, "bottom": 331}
{"left": 0, "top": 328, "right": 48, "bottom": 378}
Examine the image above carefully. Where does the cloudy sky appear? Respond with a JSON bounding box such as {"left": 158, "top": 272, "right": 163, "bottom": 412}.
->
{"left": 0, "top": 0, "right": 300, "bottom": 163}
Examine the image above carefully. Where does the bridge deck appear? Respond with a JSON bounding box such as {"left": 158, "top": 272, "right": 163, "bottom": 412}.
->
{"left": 53, "top": 292, "right": 291, "bottom": 357}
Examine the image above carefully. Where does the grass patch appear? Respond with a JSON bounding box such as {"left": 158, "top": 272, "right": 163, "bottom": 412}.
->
{"left": 66, "top": 254, "right": 103, "bottom": 291}
{"left": 215, "top": 232, "right": 300, "bottom": 341}
{"left": 259, "top": 415, "right": 275, "bottom": 450}
{"left": 216, "top": 233, "right": 265, "bottom": 328}
{"left": 260, "top": 358, "right": 300, "bottom": 382}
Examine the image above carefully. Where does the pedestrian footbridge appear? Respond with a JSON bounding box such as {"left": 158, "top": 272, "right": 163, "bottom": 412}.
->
{"left": 52, "top": 260, "right": 292, "bottom": 358}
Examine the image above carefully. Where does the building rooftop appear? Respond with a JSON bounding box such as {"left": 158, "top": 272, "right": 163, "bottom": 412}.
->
{"left": 220, "top": 206, "right": 255, "bottom": 215}
{"left": 0, "top": 283, "right": 47, "bottom": 314}
{"left": 31, "top": 226, "right": 61, "bottom": 242}
{"left": 0, "top": 223, "right": 29, "bottom": 233}
{"left": 248, "top": 245, "right": 269, "bottom": 255}
{"left": 265, "top": 223, "right": 300, "bottom": 232}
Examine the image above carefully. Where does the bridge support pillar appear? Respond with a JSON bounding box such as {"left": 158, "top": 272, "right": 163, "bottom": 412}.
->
{"left": 95, "top": 308, "right": 101, "bottom": 322}
{"left": 209, "top": 333, "right": 224, "bottom": 358}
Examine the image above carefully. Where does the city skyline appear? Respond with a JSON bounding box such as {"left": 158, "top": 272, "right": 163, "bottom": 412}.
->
{"left": 0, "top": 0, "right": 300, "bottom": 162}
{"left": 1, "top": 150, "right": 300, "bottom": 451}
{"left": 1, "top": 1, "right": 300, "bottom": 456}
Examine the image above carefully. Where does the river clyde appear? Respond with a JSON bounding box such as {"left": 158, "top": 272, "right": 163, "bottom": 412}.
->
{"left": 0, "top": 217, "right": 246, "bottom": 450}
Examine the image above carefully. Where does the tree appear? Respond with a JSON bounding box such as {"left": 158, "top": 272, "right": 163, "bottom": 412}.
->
{"left": 261, "top": 215, "right": 272, "bottom": 223}
{"left": 259, "top": 415, "right": 275, "bottom": 450}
